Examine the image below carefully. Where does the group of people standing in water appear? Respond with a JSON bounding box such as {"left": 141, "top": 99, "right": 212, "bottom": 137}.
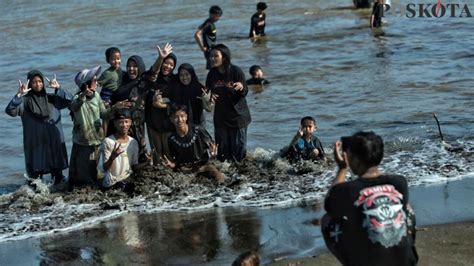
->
{"left": 6, "top": 2, "right": 418, "bottom": 265}
{"left": 6, "top": 3, "right": 273, "bottom": 190}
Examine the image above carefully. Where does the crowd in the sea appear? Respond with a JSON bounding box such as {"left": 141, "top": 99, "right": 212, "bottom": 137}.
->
{"left": 6, "top": 1, "right": 417, "bottom": 265}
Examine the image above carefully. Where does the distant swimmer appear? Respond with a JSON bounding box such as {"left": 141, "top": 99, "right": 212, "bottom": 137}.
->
{"left": 370, "top": 0, "right": 385, "bottom": 29}
{"left": 195, "top": 5, "right": 223, "bottom": 69}
{"left": 246, "top": 65, "right": 270, "bottom": 86}
{"left": 249, "top": 2, "right": 267, "bottom": 38}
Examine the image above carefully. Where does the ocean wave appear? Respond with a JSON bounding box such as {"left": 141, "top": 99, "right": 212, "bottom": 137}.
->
{"left": 0, "top": 139, "right": 472, "bottom": 243}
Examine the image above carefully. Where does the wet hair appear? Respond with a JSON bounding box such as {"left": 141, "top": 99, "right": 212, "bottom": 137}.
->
{"left": 348, "top": 131, "right": 384, "bottom": 168}
{"left": 249, "top": 65, "right": 262, "bottom": 76}
{"left": 105, "top": 47, "right": 121, "bottom": 62}
{"left": 257, "top": 2, "right": 268, "bottom": 11}
{"left": 211, "top": 44, "right": 232, "bottom": 82}
{"left": 209, "top": 5, "right": 223, "bottom": 16}
{"left": 300, "top": 116, "right": 316, "bottom": 126}
{"left": 232, "top": 251, "right": 260, "bottom": 266}
{"left": 170, "top": 103, "right": 188, "bottom": 116}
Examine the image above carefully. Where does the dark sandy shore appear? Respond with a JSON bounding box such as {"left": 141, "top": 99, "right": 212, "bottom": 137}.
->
{"left": 0, "top": 177, "right": 472, "bottom": 265}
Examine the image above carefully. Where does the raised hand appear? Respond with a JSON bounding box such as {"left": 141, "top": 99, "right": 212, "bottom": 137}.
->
{"left": 198, "top": 88, "right": 211, "bottom": 101}
{"left": 17, "top": 79, "right": 31, "bottom": 97}
{"left": 333, "top": 141, "right": 348, "bottom": 170}
{"left": 157, "top": 43, "right": 173, "bottom": 59}
{"left": 296, "top": 127, "right": 304, "bottom": 137}
{"left": 45, "top": 74, "right": 60, "bottom": 89}
{"left": 111, "top": 142, "right": 125, "bottom": 159}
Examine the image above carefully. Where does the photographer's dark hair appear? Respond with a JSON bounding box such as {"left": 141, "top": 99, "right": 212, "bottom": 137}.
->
{"left": 300, "top": 116, "right": 316, "bottom": 126}
{"left": 105, "top": 47, "right": 121, "bottom": 62}
{"left": 349, "top": 131, "right": 384, "bottom": 167}
{"left": 209, "top": 5, "right": 223, "bottom": 16}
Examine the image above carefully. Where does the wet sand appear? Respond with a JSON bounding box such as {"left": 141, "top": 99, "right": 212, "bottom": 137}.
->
{"left": 269, "top": 221, "right": 474, "bottom": 266}
{"left": 0, "top": 178, "right": 472, "bottom": 265}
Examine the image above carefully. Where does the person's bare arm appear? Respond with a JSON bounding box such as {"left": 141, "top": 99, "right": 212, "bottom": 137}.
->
{"left": 333, "top": 141, "right": 349, "bottom": 186}
{"left": 194, "top": 27, "right": 207, "bottom": 53}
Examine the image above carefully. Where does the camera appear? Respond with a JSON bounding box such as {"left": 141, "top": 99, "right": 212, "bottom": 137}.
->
{"left": 341, "top": 136, "right": 352, "bottom": 152}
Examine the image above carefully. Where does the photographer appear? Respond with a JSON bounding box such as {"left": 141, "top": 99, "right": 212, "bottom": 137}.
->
{"left": 321, "top": 131, "right": 418, "bottom": 265}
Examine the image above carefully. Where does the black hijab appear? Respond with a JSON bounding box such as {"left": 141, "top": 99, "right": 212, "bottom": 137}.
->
{"left": 24, "top": 70, "right": 51, "bottom": 119}
{"left": 156, "top": 53, "right": 177, "bottom": 92}
{"left": 112, "top": 55, "right": 146, "bottom": 104}
{"left": 169, "top": 63, "right": 204, "bottom": 125}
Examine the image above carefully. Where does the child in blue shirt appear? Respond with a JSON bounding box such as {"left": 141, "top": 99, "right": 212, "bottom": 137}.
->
{"left": 281, "top": 116, "right": 325, "bottom": 163}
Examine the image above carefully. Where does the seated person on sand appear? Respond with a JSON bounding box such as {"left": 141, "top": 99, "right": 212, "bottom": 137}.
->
{"left": 280, "top": 116, "right": 325, "bottom": 163}
{"left": 101, "top": 109, "right": 150, "bottom": 191}
{"left": 162, "top": 104, "right": 225, "bottom": 184}
{"left": 246, "top": 65, "right": 269, "bottom": 86}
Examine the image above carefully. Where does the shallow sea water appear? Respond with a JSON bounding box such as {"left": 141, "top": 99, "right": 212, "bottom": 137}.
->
{"left": 0, "top": 0, "right": 473, "bottom": 264}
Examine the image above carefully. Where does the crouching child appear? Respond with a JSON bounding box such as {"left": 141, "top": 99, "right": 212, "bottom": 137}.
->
{"left": 280, "top": 116, "right": 325, "bottom": 163}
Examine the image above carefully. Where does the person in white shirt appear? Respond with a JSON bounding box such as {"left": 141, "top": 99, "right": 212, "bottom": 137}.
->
{"left": 101, "top": 108, "right": 150, "bottom": 191}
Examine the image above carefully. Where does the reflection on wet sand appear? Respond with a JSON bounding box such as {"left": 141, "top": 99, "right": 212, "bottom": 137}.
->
{"left": 33, "top": 208, "right": 261, "bottom": 264}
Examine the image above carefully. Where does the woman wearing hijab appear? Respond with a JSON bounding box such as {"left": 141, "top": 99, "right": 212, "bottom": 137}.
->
{"left": 5, "top": 70, "right": 72, "bottom": 184}
{"left": 205, "top": 44, "right": 251, "bottom": 163}
{"left": 107, "top": 55, "right": 149, "bottom": 163}
{"left": 144, "top": 43, "right": 176, "bottom": 162}
{"left": 168, "top": 63, "right": 206, "bottom": 126}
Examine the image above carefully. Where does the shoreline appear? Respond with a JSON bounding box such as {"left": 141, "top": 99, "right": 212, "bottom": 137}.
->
{"left": 0, "top": 178, "right": 472, "bottom": 265}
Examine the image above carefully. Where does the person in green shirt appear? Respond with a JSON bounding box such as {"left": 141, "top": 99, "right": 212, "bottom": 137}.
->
{"left": 69, "top": 66, "right": 115, "bottom": 189}
{"left": 98, "top": 47, "right": 124, "bottom": 105}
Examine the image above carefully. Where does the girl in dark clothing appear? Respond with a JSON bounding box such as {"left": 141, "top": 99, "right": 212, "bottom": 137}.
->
{"left": 110, "top": 55, "right": 148, "bottom": 162}
{"left": 205, "top": 44, "right": 251, "bottom": 162}
{"left": 168, "top": 63, "right": 206, "bottom": 126}
{"left": 144, "top": 43, "right": 176, "bottom": 162}
{"left": 5, "top": 70, "right": 72, "bottom": 183}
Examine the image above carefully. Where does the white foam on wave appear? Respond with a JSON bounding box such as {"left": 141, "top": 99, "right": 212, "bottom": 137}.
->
{"left": 0, "top": 138, "right": 472, "bottom": 242}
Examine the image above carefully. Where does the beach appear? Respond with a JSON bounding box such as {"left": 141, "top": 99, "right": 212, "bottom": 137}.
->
{"left": 270, "top": 221, "right": 474, "bottom": 266}
{"left": 0, "top": 177, "right": 473, "bottom": 265}
{"left": 0, "top": 0, "right": 473, "bottom": 264}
